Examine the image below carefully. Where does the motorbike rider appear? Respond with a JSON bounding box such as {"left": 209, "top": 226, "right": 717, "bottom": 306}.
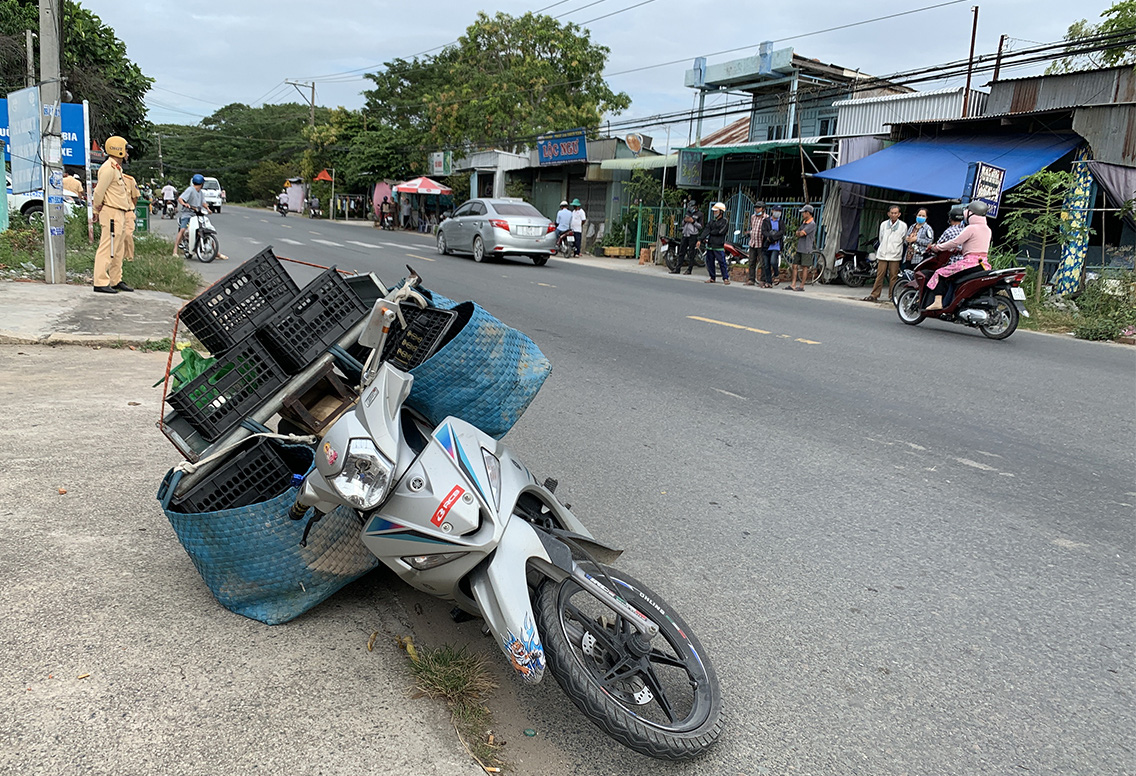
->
{"left": 924, "top": 201, "right": 993, "bottom": 311}
{"left": 554, "top": 200, "right": 572, "bottom": 249}
{"left": 160, "top": 182, "right": 177, "bottom": 216}
{"left": 175, "top": 174, "right": 210, "bottom": 256}
{"left": 276, "top": 189, "right": 289, "bottom": 213}
{"left": 938, "top": 205, "right": 966, "bottom": 256}
{"left": 380, "top": 196, "right": 394, "bottom": 229}
{"left": 697, "top": 202, "right": 731, "bottom": 284}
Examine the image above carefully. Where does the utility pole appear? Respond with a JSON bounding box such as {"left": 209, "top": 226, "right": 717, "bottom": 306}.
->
{"left": 285, "top": 80, "right": 316, "bottom": 127}
{"left": 39, "top": 0, "right": 66, "bottom": 284}
{"left": 992, "top": 34, "right": 1007, "bottom": 81}
{"left": 962, "top": 6, "right": 980, "bottom": 118}
{"left": 156, "top": 132, "right": 164, "bottom": 179}
{"left": 25, "top": 30, "right": 36, "bottom": 87}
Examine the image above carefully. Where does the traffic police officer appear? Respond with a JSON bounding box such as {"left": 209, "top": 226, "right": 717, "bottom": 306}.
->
{"left": 91, "top": 135, "right": 133, "bottom": 294}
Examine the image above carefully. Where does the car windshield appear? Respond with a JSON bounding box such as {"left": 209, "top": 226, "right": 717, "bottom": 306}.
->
{"left": 492, "top": 203, "right": 543, "bottom": 217}
{"left": 203, "top": 181, "right": 220, "bottom": 190}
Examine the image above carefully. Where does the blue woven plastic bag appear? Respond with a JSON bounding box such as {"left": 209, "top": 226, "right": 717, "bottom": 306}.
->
{"left": 407, "top": 293, "right": 551, "bottom": 439}
{"left": 156, "top": 446, "right": 379, "bottom": 625}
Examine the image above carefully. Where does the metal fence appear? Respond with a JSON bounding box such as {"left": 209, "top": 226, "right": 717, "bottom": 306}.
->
{"left": 617, "top": 206, "right": 686, "bottom": 255}
{"left": 615, "top": 201, "right": 825, "bottom": 257}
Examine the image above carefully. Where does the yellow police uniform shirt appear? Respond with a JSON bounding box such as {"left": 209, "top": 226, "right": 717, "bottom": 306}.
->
{"left": 92, "top": 159, "right": 131, "bottom": 211}
{"left": 122, "top": 174, "right": 141, "bottom": 206}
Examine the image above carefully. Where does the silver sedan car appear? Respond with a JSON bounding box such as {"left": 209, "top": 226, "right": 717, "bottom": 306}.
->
{"left": 436, "top": 198, "right": 557, "bottom": 266}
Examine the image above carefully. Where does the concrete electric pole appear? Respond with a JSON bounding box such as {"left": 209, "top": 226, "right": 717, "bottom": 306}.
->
{"left": 285, "top": 80, "right": 316, "bottom": 127}
{"left": 40, "top": 0, "right": 66, "bottom": 284}
{"left": 25, "top": 30, "right": 36, "bottom": 87}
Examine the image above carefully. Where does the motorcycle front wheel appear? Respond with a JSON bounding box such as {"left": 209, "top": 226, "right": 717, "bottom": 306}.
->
{"left": 839, "top": 262, "right": 865, "bottom": 287}
{"left": 896, "top": 287, "right": 925, "bottom": 325}
{"left": 197, "top": 233, "right": 219, "bottom": 263}
{"left": 534, "top": 565, "right": 723, "bottom": 761}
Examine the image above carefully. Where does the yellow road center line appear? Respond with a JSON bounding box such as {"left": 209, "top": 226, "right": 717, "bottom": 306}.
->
{"left": 406, "top": 253, "right": 436, "bottom": 262}
{"left": 795, "top": 338, "right": 821, "bottom": 345}
{"left": 687, "top": 315, "right": 771, "bottom": 335}
{"left": 537, "top": 282, "right": 556, "bottom": 288}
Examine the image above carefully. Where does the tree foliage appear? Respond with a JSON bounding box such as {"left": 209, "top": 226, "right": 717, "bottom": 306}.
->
{"left": 1046, "top": 0, "right": 1136, "bottom": 73}
{"left": 0, "top": 0, "right": 153, "bottom": 153}
{"left": 362, "top": 11, "right": 629, "bottom": 154}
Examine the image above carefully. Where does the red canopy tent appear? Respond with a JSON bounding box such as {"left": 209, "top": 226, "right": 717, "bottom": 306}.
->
{"left": 393, "top": 176, "right": 452, "bottom": 195}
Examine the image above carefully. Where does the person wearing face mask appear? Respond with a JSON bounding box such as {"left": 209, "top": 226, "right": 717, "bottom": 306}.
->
{"left": 903, "top": 208, "right": 935, "bottom": 269}
{"left": 924, "top": 201, "right": 993, "bottom": 311}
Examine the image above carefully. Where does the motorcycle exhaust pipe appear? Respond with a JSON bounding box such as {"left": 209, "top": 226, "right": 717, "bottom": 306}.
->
{"left": 958, "top": 309, "right": 990, "bottom": 325}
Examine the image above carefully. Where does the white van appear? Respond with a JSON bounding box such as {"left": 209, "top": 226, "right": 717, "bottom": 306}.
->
{"left": 202, "top": 177, "right": 223, "bottom": 213}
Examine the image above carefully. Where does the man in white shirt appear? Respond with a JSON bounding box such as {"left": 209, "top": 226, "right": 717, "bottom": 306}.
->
{"left": 569, "top": 198, "right": 586, "bottom": 257}
{"left": 864, "top": 205, "right": 906, "bottom": 302}
{"left": 161, "top": 183, "right": 176, "bottom": 205}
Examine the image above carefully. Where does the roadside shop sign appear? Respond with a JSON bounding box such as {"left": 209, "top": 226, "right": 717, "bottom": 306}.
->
{"left": 429, "top": 151, "right": 453, "bottom": 177}
{"left": 537, "top": 128, "right": 588, "bottom": 166}
{"left": 963, "top": 161, "right": 1007, "bottom": 218}
{"left": 0, "top": 95, "right": 87, "bottom": 175}
{"left": 677, "top": 149, "right": 703, "bottom": 187}
{"left": 5, "top": 88, "right": 41, "bottom": 194}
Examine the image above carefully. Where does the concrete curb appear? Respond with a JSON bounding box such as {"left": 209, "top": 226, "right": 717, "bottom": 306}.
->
{"left": 0, "top": 329, "right": 182, "bottom": 347}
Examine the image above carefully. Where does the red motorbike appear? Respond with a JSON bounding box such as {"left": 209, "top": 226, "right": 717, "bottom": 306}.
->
{"left": 894, "top": 251, "right": 1029, "bottom": 340}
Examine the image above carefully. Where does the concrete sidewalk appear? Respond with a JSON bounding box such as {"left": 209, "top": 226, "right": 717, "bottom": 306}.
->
{"left": 0, "top": 280, "right": 186, "bottom": 346}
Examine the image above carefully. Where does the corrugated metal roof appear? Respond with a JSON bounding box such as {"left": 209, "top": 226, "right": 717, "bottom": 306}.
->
{"left": 1074, "top": 104, "right": 1136, "bottom": 166}
{"left": 833, "top": 86, "right": 980, "bottom": 108}
{"left": 835, "top": 88, "right": 988, "bottom": 137}
{"left": 989, "top": 64, "right": 1133, "bottom": 84}
{"left": 987, "top": 67, "right": 1136, "bottom": 113}
{"left": 696, "top": 116, "right": 752, "bottom": 147}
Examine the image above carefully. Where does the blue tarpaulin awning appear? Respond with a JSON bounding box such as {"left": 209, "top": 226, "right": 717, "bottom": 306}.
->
{"left": 813, "top": 133, "right": 1083, "bottom": 199}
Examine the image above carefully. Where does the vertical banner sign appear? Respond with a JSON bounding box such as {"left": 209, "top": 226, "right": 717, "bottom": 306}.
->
{"left": 677, "top": 150, "right": 703, "bottom": 187}
{"left": 7, "top": 87, "right": 42, "bottom": 194}
{"left": 963, "top": 161, "right": 1007, "bottom": 218}
{"left": 537, "top": 128, "right": 588, "bottom": 166}
{"left": 429, "top": 151, "right": 453, "bottom": 176}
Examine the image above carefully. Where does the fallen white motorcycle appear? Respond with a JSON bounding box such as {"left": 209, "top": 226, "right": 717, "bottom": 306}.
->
{"left": 180, "top": 208, "right": 219, "bottom": 263}
{"left": 289, "top": 274, "right": 724, "bottom": 760}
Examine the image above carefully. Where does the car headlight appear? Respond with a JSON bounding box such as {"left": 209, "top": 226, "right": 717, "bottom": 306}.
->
{"left": 330, "top": 439, "right": 395, "bottom": 510}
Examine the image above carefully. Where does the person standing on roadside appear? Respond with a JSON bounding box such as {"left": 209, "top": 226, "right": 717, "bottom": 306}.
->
{"left": 863, "top": 205, "right": 906, "bottom": 302}
{"left": 175, "top": 174, "right": 209, "bottom": 256}
{"left": 745, "top": 201, "right": 767, "bottom": 286}
{"left": 902, "top": 207, "right": 935, "bottom": 269}
{"left": 785, "top": 204, "right": 816, "bottom": 291}
{"left": 91, "top": 135, "right": 134, "bottom": 294}
{"left": 760, "top": 206, "right": 785, "bottom": 287}
{"left": 672, "top": 200, "right": 703, "bottom": 275}
{"left": 697, "top": 202, "right": 731, "bottom": 284}
{"left": 569, "top": 198, "right": 587, "bottom": 256}
{"left": 121, "top": 171, "right": 141, "bottom": 264}
{"left": 400, "top": 195, "right": 411, "bottom": 229}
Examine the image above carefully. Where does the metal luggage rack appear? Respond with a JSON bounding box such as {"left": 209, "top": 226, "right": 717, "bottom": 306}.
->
{"left": 161, "top": 273, "right": 386, "bottom": 500}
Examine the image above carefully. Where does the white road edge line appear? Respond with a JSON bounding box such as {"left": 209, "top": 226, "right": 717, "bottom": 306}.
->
{"left": 713, "top": 388, "right": 747, "bottom": 400}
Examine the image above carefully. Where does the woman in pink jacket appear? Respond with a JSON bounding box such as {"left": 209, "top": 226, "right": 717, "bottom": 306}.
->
{"left": 923, "top": 201, "right": 993, "bottom": 311}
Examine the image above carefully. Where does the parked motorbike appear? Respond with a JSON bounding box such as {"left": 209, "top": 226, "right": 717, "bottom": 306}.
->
{"left": 894, "top": 251, "right": 1028, "bottom": 340}
{"left": 556, "top": 230, "right": 575, "bottom": 258}
{"left": 288, "top": 274, "right": 724, "bottom": 760}
{"left": 276, "top": 201, "right": 289, "bottom": 217}
{"left": 835, "top": 241, "right": 909, "bottom": 303}
{"left": 660, "top": 236, "right": 707, "bottom": 272}
{"left": 180, "top": 209, "right": 220, "bottom": 263}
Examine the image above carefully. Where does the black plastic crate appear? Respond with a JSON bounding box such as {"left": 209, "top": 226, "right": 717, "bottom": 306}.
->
{"left": 181, "top": 247, "right": 300, "bottom": 355}
{"left": 382, "top": 305, "right": 460, "bottom": 371}
{"left": 170, "top": 437, "right": 311, "bottom": 514}
{"left": 166, "top": 336, "right": 289, "bottom": 442}
{"left": 258, "top": 267, "right": 369, "bottom": 374}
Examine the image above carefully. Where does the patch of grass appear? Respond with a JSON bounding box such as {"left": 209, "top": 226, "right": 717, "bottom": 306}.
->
{"left": 400, "top": 638, "right": 504, "bottom": 770}
{"left": 0, "top": 213, "right": 202, "bottom": 297}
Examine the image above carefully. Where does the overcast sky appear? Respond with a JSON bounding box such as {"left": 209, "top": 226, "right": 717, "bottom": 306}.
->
{"left": 91, "top": 0, "right": 1117, "bottom": 146}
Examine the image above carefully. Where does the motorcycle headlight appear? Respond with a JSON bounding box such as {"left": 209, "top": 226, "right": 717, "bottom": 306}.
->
{"left": 482, "top": 448, "right": 501, "bottom": 509}
{"left": 330, "top": 439, "right": 395, "bottom": 510}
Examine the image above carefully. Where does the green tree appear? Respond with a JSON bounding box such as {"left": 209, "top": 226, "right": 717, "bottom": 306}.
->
{"left": 247, "top": 159, "right": 296, "bottom": 204}
{"left": 1046, "top": 0, "right": 1136, "bottom": 73}
{"left": 0, "top": 0, "right": 153, "bottom": 153}
{"left": 362, "top": 11, "right": 629, "bottom": 154}
{"left": 131, "top": 103, "right": 318, "bottom": 201}
{"left": 1001, "top": 170, "right": 1094, "bottom": 304}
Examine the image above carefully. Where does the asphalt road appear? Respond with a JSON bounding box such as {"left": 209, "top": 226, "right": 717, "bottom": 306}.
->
{"left": 152, "top": 206, "right": 1134, "bottom": 775}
